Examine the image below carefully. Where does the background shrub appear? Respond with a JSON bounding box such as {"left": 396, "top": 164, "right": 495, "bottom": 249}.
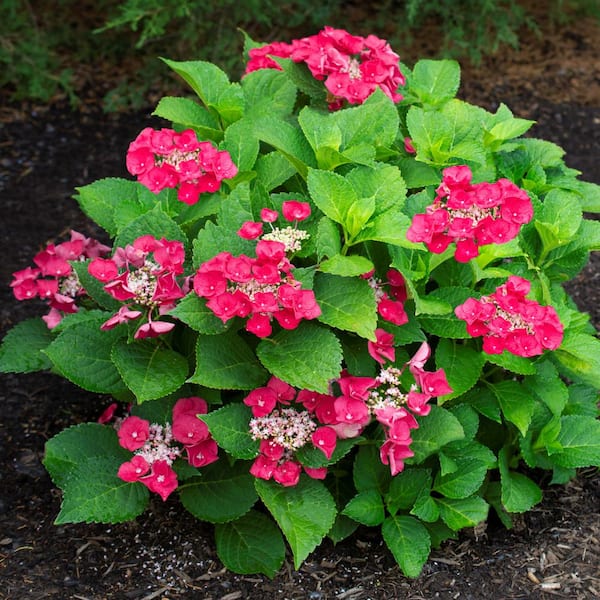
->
{"left": 1, "top": 0, "right": 598, "bottom": 110}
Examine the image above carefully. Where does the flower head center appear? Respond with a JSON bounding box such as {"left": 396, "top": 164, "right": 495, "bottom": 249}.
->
{"left": 127, "top": 265, "right": 158, "bottom": 305}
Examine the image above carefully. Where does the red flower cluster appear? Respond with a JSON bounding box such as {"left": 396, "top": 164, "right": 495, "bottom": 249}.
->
{"left": 126, "top": 127, "right": 238, "bottom": 205}
{"left": 116, "top": 397, "right": 219, "bottom": 501}
{"left": 246, "top": 341, "right": 452, "bottom": 485}
{"left": 194, "top": 203, "right": 319, "bottom": 338}
{"left": 455, "top": 275, "right": 564, "bottom": 357}
{"left": 246, "top": 377, "right": 331, "bottom": 486}
{"left": 88, "top": 235, "right": 186, "bottom": 339}
{"left": 363, "top": 268, "right": 409, "bottom": 328}
{"left": 245, "top": 26, "right": 404, "bottom": 110}
{"left": 10, "top": 230, "right": 110, "bottom": 328}
{"left": 407, "top": 165, "right": 533, "bottom": 262}
{"left": 369, "top": 341, "right": 452, "bottom": 475}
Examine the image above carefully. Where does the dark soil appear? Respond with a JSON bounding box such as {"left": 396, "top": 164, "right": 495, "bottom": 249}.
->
{"left": 0, "top": 12, "right": 599, "bottom": 600}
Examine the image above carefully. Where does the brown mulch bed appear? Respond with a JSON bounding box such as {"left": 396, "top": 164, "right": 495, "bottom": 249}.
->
{"left": 0, "top": 9, "right": 599, "bottom": 600}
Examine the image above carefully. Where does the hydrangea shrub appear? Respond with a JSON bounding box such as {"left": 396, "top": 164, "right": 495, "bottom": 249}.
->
{"left": 1, "top": 27, "right": 600, "bottom": 579}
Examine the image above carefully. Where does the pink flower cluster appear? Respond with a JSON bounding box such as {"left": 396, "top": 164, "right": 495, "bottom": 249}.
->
{"left": 245, "top": 376, "right": 354, "bottom": 486}
{"left": 363, "top": 268, "right": 409, "bottom": 328}
{"left": 455, "top": 275, "right": 564, "bottom": 357}
{"left": 245, "top": 340, "right": 452, "bottom": 485}
{"left": 407, "top": 165, "right": 533, "bottom": 262}
{"left": 126, "top": 127, "right": 238, "bottom": 205}
{"left": 193, "top": 202, "right": 319, "bottom": 338}
{"left": 368, "top": 341, "right": 452, "bottom": 475}
{"left": 116, "top": 397, "right": 218, "bottom": 501}
{"left": 10, "top": 230, "right": 110, "bottom": 328}
{"left": 88, "top": 235, "right": 186, "bottom": 339}
{"left": 245, "top": 26, "right": 404, "bottom": 110}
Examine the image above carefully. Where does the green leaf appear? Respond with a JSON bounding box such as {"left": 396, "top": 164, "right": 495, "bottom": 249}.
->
{"left": 411, "top": 495, "right": 440, "bottom": 523}
{"left": 200, "top": 404, "right": 259, "bottom": 460}
{"left": 215, "top": 510, "right": 285, "bottom": 578}
{"left": 256, "top": 322, "right": 342, "bottom": 393}
{"left": 313, "top": 272, "right": 377, "bottom": 340}
{"left": 385, "top": 468, "right": 432, "bottom": 514}
{"left": 346, "top": 164, "right": 407, "bottom": 214}
{"left": 162, "top": 58, "right": 244, "bottom": 125}
{"left": 170, "top": 293, "right": 230, "bottom": 334}
{"left": 222, "top": 117, "right": 260, "bottom": 172}
{"left": 176, "top": 193, "right": 221, "bottom": 226}
{"left": 335, "top": 88, "right": 400, "bottom": 149}
{"left": 448, "top": 405, "right": 480, "bottom": 442}
{"left": 342, "top": 489, "right": 385, "bottom": 526}
{"left": 409, "top": 406, "right": 465, "bottom": 463}
{"left": 488, "top": 380, "right": 536, "bottom": 437}
{"left": 433, "top": 458, "right": 489, "bottom": 499}
{"left": 131, "top": 396, "right": 177, "bottom": 425}
{"left": 51, "top": 310, "right": 113, "bottom": 333}
{"left": 353, "top": 445, "right": 392, "bottom": 494}
{"left": 241, "top": 68, "right": 297, "bottom": 118}
{"left": 193, "top": 220, "right": 255, "bottom": 268}
{"left": 44, "top": 319, "right": 128, "bottom": 396}
{"left": 551, "top": 415, "right": 600, "bottom": 468}
{"left": 407, "top": 59, "right": 461, "bottom": 106}
{"left": 536, "top": 190, "right": 583, "bottom": 253}
{"left": 44, "top": 423, "right": 130, "bottom": 488}
{"left": 299, "top": 90, "right": 399, "bottom": 157}
{"left": 0, "top": 318, "right": 54, "bottom": 373}
{"left": 179, "top": 460, "right": 258, "bottom": 523}
{"left": 572, "top": 180, "right": 600, "bottom": 212}
{"left": 498, "top": 448, "right": 542, "bottom": 513}
{"left": 435, "top": 339, "right": 485, "bottom": 401}
{"left": 256, "top": 476, "right": 337, "bottom": 569}
{"left": 273, "top": 58, "right": 326, "bottom": 101}
{"left": 55, "top": 456, "right": 149, "bottom": 524}
{"left": 111, "top": 341, "right": 188, "bottom": 403}
{"left": 488, "top": 116, "right": 535, "bottom": 142}
{"left": 552, "top": 332, "right": 600, "bottom": 388}
{"left": 190, "top": 331, "right": 268, "bottom": 390}
{"left": 565, "top": 384, "right": 599, "bottom": 418}
{"left": 318, "top": 254, "right": 374, "bottom": 277}
{"left": 253, "top": 116, "right": 316, "bottom": 177}
{"left": 307, "top": 168, "right": 359, "bottom": 228}
{"left": 424, "top": 520, "right": 458, "bottom": 547}
{"left": 397, "top": 157, "right": 440, "bottom": 188}
{"left": 113, "top": 204, "right": 187, "bottom": 249}
{"left": 485, "top": 351, "right": 536, "bottom": 375}
{"left": 483, "top": 104, "right": 534, "bottom": 148}
{"left": 316, "top": 216, "right": 342, "bottom": 261}
{"left": 353, "top": 208, "right": 415, "bottom": 247}
{"left": 436, "top": 496, "right": 489, "bottom": 531}
{"left": 255, "top": 152, "right": 297, "bottom": 192}
{"left": 153, "top": 96, "right": 223, "bottom": 141}
{"left": 382, "top": 515, "right": 431, "bottom": 578}
{"left": 296, "top": 437, "right": 363, "bottom": 469}
{"left": 418, "top": 286, "right": 472, "bottom": 337}
{"left": 407, "top": 101, "right": 486, "bottom": 167}
{"left": 523, "top": 360, "right": 568, "bottom": 415}
{"left": 327, "top": 514, "right": 360, "bottom": 545}
{"left": 465, "top": 385, "right": 502, "bottom": 423}
{"left": 74, "top": 178, "right": 157, "bottom": 237}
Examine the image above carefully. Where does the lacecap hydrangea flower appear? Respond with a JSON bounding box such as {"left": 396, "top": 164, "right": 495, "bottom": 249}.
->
{"left": 407, "top": 165, "right": 533, "bottom": 262}
{"left": 88, "top": 235, "right": 187, "bottom": 339}
{"left": 245, "top": 26, "right": 405, "bottom": 110}
{"left": 455, "top": 275, "right": 564, "bottom": 357}
{"left": 126, "top": 127, "right": 238, "bottom": 205}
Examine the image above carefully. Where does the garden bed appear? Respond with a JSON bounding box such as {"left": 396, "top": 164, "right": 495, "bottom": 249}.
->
{"left": 0, "top": 12, "right": 598, "bottom": 600}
